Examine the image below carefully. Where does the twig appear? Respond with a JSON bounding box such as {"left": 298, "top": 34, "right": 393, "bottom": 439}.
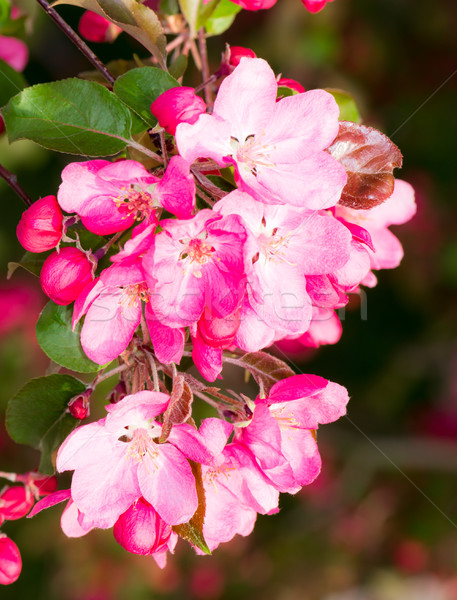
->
{"left": 159, "top": 130, "right": 169, "bottom": 169}
{"left": 92, "top": 363, "right": 129, "bottom": 386}
{"left": 198, "top": 28, "right": 213, "bottom": 106}
{"left": 191, "top": 167, "right": 227, "bottom": 200}
{"left": 35, "top": 0, "right": 116, "bottom": 86}
{"left": 0, "top": 164, "right": 33, "bottom": 207}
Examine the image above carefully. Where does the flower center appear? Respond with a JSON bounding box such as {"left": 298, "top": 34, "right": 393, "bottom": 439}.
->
{"left": 179, "top": 237, "right": 216, "bottom": 278}
{"left": 113, "top": 185, "right": 155, "bottom": 220}
{"left": 255, "top": 225, "right": 296, "bottom": 267}
{"left": 270, "top": 405, "right": 301, "bottom": 429}
{"left": 125, "top": 428, "right": 160, "bottom": 465}
{"left": 230, "top": 133, "right": 274, "bottom": 177}
{"left": 121, "top": 282, "right": 150, "bottom": 307}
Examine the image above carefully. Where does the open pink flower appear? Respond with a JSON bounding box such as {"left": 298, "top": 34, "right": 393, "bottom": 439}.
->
{"left": 236, "top": 374, "right": 349, "bottom": 493}
{"left": 177, "top": 58, "right": 346, "bottom": 210}
{"left": 143, "top": 209, "right": 247, "bottom": 328}
{"left": 56, "top": 391, "right": 216, "bottom": 528}
{"left": 58, "top": 157, "right": 195, "bottom": 235}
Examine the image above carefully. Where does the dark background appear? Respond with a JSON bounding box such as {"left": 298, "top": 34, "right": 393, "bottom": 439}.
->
{"left": 2, "top": 0, "right": 457, "bottom": 597}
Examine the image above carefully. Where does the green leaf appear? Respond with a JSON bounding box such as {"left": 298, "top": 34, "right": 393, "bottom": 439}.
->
{"left": 204, "top": 0, "right": 241, "bottom": 35}
{"left": 196, "top": 0, "right": 219, "bottom": 29}
{"left": 173, "top": 461, "right": 211, "bottom": 554}
{"left": 326, "top": 88, "right": 361, "bottom": 124}
{"left": 178, "top": 0, "right": 199, "bottom": 35}
{"left": 114, "top": 67, "right": 179, "bottom": 128}
{"left": 7, "top": 250, "right": 50, "bottom": 279}
{"left": 52, "top": 0, "right": 167, "bottom": 68}
{"left": 36, "top": 301, "right": 104, "bottom": 373}
{"left": 3, "top": 78, "right": 136, "bottom": 156}
{"left": 0, "top": 58, "right": 26, "bottom": 109}
{"left": 0, "top": 0, "right": 11, "bottom": 26}
{"left": 168, "top": 54, "right": 188, "bottom": 81}
{"left": 6, "top": 374, "right": 85, "bottom": 473}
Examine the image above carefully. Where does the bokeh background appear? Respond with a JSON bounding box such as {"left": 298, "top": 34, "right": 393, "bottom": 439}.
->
{"left": 2, "top": 0, "right": 457, "bottom": 597}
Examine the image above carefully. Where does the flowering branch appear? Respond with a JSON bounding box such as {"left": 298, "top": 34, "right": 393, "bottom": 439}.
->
{"left": 0, "top": 164, "right": 33, "bottom": 207}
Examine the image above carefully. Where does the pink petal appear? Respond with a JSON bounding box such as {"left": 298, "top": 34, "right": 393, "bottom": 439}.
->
{"left": 155, "top": 156, "right": 196, "bottom": 219}
{"left": 0, "top": 35, "right": 28, "bottom": 71}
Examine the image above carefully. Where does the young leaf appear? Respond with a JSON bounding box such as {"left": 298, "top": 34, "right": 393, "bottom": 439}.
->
{"left": 178, "top": 0, "right": 199, "bottom": 35}
{"left": 236, "top": 351, "right": 295, "bottom": 396}
{"left": 204, "top": 0, "right": 241, "bottom": 36}
{"left": 326, "top": 88, "right": 361, "bottom": 124}
{"left": 6, "top": 374, "right": 85, "bottom": 474}
{"left": 0, "top": 58, "right": 26, "bottom": 108}
{"left": 36, "top": 302, "right": 104, "bottom": 373}
{"left": 160, "top": 375, "right": 193, "bottom": 443}
{"left": 114, "top": 67, "right": 179, "bottom": 128}
{"left": 7, "top": 250, "right": 51, "bottom": 279}
{"left": 3, "top": 78, "right": 135, "bottom": 156}
{"left": 173, "top": 461, "right": 211, "bottom": 555}
{"left": 52, "top": 0, "right": 167, "bottom": 67}
{"left": 328, "top": 121, "right": 403, "bottom": 210}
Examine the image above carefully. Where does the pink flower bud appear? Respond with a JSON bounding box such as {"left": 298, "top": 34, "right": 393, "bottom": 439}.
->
{"left": 277, "top": 77, "right": 305, "bottom": 94}
{"left": 78, "top": 11, "right": 122, "bottom": 43}
{"left": 113, "top": 498, "right": 173, "bottom": 555}
{"left": 106, "top": 380, "right": 127, "bottom": 404}
{"left": 301, "top": 0, "right": 334, "bottom": 12}
{"left": 40, "top": 247, "right": 94, "bottom": 306}
{"left": 27, "top": 474, "right": 58, "bottom": 497}
{"left": 0, "top": 535, "right": 21, "bottom": 585}
{"left": 150, "top": 87, "right": 206, "bottom": 136}
{"left": 16, "top": 195, "right": 63, "bottom": 253}
{"left": 68, "top": 389, "right": 91, "bottom": 420}
{"left": 0, "top": 486, "right": 34, "bottom": 521}
{"left": 228, "top": 46, "right": 256, "bottom": 67}
{"left": 0, "top": 117, "right": 4, "bottom": 135}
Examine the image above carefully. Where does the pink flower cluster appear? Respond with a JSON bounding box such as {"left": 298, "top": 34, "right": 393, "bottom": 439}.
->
{"left": 17, "top": 57, "right": 415, "bottom": 380}
{"left": 32, "top": 378, "right": 348, "bottom": 563}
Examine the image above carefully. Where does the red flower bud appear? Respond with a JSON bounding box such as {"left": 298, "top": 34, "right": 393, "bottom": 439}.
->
{"left": 107, "top": 380, "right": 127, "bottom": 404}
{"left": 78, "top": 11, "right": 122, "bottom": 43}
{"left": 150, "top": 87, "right": 206, "bottom": 136}
{"left": 113, "top": 498, "right": 173, "bottom": 556}
{"left": 68, "top": 389, "right": 91, "bottom": 420}
{"left": 228, "top": 46, "right": 257, "bottom": 67}
{"left": 27, "top": 474, "right": 58, "bottom": 497}
{"left": 277, "top": 77, "right": 305, "bottom": 94}
{"left": 40, "top": 247, "right": 94, "bottom": 306}
{"left": 0, "top": 486, "right": 34, "bottom": 521}
{"left": 0, "top": 535, "right": 21, "bottom": 585}
{"left": 16, "top": 195, "right": 63, "bottom": 253}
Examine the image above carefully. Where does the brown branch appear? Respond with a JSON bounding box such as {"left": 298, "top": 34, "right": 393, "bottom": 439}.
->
{"left": 0, "top": 164, "right": 33, "bottom": 207}
{"left": 36, "top": 0, "right": 115, "bottom": 86}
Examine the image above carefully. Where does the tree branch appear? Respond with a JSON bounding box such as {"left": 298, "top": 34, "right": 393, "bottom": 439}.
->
{"left": 0, "top": 164, "right": 33, "bottom": 207}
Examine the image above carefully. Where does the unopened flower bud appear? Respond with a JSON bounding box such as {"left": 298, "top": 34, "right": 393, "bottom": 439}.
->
{"left": 150, "top": 87, "right": 206, "bottom": 136}
{"left": 277, "top": 77, "right": 305, "bottom": 95}
{"left": 40, "top": 247, "right": 94, "bottom": 306}
{"left": 0, "top": 535, "right": 21, "bottom": 585}
{"left": 68, "top": 389, "right": 91, "bottom": 420}
{"left": 113, "top": 497, "right": 173, "bottom": 555}
{"left": 0, "top": 486, "right": 34, "bottom": 521}
{"left": 228, "top": 46, "right": 256, "bottom": 68}
{"left": 26, "top": 474, "right": 58, "bottom": 497}
{"left": 78, "top": 11, "right": 122, "bottom": 43}
{"left": 16, "top": 195, "right": 63, "bottom": 253}
{"left": 107, "top": 380, "right": 127, "bottom": 404}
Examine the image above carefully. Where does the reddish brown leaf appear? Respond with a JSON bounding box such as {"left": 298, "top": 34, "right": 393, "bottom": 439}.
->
{"left": 160, "top": 375, "right": 193, "bottom": 442}
{"left": 328, "top": 121, "right": 403, "bottom": 209}
{"left": 237, "top": 351, "right": 295, "bottom": 396}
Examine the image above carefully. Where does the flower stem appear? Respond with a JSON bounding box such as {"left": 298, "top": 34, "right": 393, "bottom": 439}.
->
{"left": 0, "top": 164, "right": 33, "bottom": 207}
{"left": 198, "top": 28, "right": 213, "bottom": 106}
{"left": 35, "top": 0, "right": 116, "bottom": 86}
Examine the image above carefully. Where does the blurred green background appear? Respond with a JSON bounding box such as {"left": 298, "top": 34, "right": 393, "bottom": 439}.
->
{"left": 2, "top": 0, "right": 457, "bottom": 597}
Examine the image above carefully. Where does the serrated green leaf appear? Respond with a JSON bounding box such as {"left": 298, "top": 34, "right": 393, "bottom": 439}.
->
{"left": 36, "top": 301, "right": 103, "bottom": 373}
{"left": 204, "top": 0, "right": 241, "bottom": 35}
{"left": 0, "top": 58, "right": 26, "bottom": 108}
{"left": 6, "top": 374, "right": 85, "bottom": 473}
{"left": 114, "top": 67, "right": 179, "bottom": 128}
{"left": 52, "top": 0, "right": 167, "bottom": 68}
{"left": 3, "top": 78, "right": 136, "bottom": 156}
{"left": 326, "top": 88, "right": 361, "bottom": 124}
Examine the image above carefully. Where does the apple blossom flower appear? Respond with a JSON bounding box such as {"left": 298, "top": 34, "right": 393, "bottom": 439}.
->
{"left": 16, "top": 195, "right": 63, "bottom": 253}
{"left": 58, "top": 157, "right": 195, "bottom": 236}
{"left": 150, "top": 87, "right": 206, "bottom": 136}
{"left": 0, "top": 486, "right": 34, "bottom": 521}
{"left": 0, "top": 535, "right": 21, "bottom": 585}
{"left": 236, "top": 374, "right": 349, "bottom": 493}
{"left": 40, "top": 247, "right": 94, "bottom": 306}
{"left": 177, "top": 58, "right": 346, "bottom": 210}
{"left": 227, "top": 46, "right": 257, "bottom": 67}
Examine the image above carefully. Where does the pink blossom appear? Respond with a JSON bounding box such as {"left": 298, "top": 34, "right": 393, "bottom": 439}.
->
{"left": 151, "top": 87, "right": 206, "bottom": 136}
{"left": 301, "top": 0, "right": 334, "bottom": 12}
{"left": 0, "top": 35, "right": 28, "bottom": 71}
{"left": 40, "top": 247, "right": 94, "bottom": 306}
{"left": 177, "top": 58, "right": 347, "bottom": 210}
{"left": 56, "top": 391, "right": 216, "bottom": 528}
{"left": 236, "top": 374, "right": 349, "bottom": 493}
{"left": 0, "top": 486, "right": 34, "bottom": 521}
{"left": 78, "top": 11, "right": 122, "bottom": 43}
{"left": 143, "top": 209, "right": 247, "bottom": 328}
{"left": 0, "top": 535, "right": 21, "bottom": 585}
{"left": 58, "top": 158, "right": 195, "bottom": 235}
{"left": 17, "top": 195, "right": 63, "bottom": 253}
{"left": 113, "top": 497, "right": 177, "bottom": 566}
{"left": 226, "top": 0, "right": 277, "bottom": 9}
{"left": 215, "top": 190, "right": 351, "bottom": 342}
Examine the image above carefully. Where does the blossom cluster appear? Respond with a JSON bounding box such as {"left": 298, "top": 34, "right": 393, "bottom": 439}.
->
{"left": 14, "top": 55, "right": 415, "bottom": 567}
